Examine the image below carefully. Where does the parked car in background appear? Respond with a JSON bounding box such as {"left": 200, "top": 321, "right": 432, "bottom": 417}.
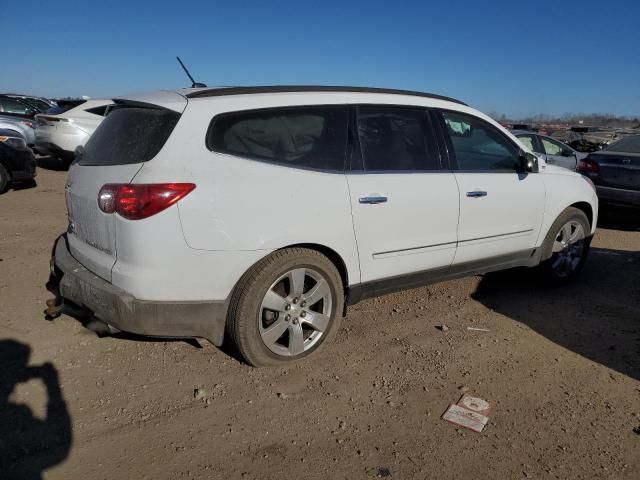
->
{"left": 35, "top": 99, "right": 113, "bottom": 162}
{"left": 2, "top": 94, "right": 54, "bottom": 113}
{"left": 46, "top": 99, "right": 88, "bottom": 115}
{"left": 0, "top": 95, "right": 40, "bottom": 117}
{"left": 0, "top": 129, "right": 37, "bottom": 193}
{"left": 554, "top": 126, "right": 620, "bottom": 153}
{"left": 512, "top": 130, "right": 585, "bottom": 170}
{"left": 578, "top": 134, "right": 640, "bottom": 209}
{"left": 0, "top": 114, "right": 36, "bottom": 146}
{"left": 49, "top": 86, "right": 598, "bottom": 367}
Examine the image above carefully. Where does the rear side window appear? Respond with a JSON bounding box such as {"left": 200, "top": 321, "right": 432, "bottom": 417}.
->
{"left": 85, "top": 105, "right": 112, "bottom": 117}
{"left": 442, "top": 111, "right": 520, "bottom": 172}
{"left": 357, "top": 106, "right": 439, "bottom": 171}
{"left": 0, "top": 97, "right": 32, "bottom": 115}
{"left": 208, "top": 106, "right": 348, "bottom": 171}
{"left": 80, "top": 106, "right": 180, "bottom": 166}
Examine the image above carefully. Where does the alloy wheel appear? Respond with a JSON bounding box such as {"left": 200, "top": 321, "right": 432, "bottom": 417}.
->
{"left": 258, "top": 267, "right": 333, "bottom": 357}
{"left": 550, "top": 220, "right": 586, "bottom": 277}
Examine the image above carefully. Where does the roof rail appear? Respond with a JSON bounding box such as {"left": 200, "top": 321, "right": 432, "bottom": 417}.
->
{"left": 185, "top": 85, "right": 466, "bottom": 105}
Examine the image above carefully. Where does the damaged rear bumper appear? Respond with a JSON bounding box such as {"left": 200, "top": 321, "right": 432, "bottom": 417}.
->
{"left": 49, "top": 235, "right": 227, "bottom": 345}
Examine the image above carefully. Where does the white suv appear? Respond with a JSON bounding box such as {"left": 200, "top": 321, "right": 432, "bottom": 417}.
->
{"left": 49, "top": 86, "right": 598, "bottom": 366}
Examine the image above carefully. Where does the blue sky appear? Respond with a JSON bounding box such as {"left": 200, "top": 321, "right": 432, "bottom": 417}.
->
{"left": 3, "top": 0, "right": 639, "bottom": 118}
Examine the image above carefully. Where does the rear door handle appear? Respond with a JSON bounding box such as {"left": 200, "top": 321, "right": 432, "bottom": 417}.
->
{"left": 359, "top": 196, "right": 388, "bottom": 204}
{"left": 466, "top": 190, "right": 487, "bottom": 198}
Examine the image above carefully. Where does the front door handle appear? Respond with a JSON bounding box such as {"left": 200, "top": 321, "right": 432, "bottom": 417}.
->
{"left": 466, "top": 190, "right": 487, "bottom": 198}
{"left": 359, "top": 196, "right": 388, "bottom": 204}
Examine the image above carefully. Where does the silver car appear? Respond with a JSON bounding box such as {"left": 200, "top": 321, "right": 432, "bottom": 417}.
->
{"left": 512, "top": 130, "right": 586, "bottom": 170}
{"left": 0, "top": 114, "right": 36, "bottom": 146}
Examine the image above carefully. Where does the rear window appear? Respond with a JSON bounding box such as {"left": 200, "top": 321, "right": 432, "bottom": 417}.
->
{"left": 207, "top": 106, "right": 348, "bottom": 171}
{"left": 79, "top": 106, "right": 180, "bottom": 166}
{"left": 604, "top": 135, "right": 640, "bottom": 153}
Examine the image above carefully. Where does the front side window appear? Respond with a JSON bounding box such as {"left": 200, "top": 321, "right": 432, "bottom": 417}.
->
{"left": 357, "top": 106, "right": 438, "bottom": 171}
{"left": 208, "top": 106, "right": 348, "bottom": 171}
{"left": 541, "top": 137, "right": 567, "bottom": 156}
{"left": 443, "top": 111, "right": 521, "bottom": 171}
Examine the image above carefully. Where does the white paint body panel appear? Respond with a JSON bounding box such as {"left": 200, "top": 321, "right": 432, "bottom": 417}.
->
{"left": 62, "top": 89, "right": 598, "bottom": 305}
{"left": 453, "top": 172, "right": 545, "bottom": 264}
{"left": 347, "top": 173, "right": 459, "bottom": 282}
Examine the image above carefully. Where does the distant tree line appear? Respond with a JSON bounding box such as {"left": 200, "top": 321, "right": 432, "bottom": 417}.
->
{"left": 487, "top": 112, "right": 640, "bottom": 128}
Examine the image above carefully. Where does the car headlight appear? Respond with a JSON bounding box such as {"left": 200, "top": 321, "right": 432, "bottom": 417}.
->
{"left": 0, "top": 136, "right": 28, "bottom": 149}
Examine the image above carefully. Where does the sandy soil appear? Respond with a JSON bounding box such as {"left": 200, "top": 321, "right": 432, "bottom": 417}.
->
{"left": 1, "top": 166, "right": 639, "bottom": 480}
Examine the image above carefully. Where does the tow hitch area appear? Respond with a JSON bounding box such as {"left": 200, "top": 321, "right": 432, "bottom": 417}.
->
{"left": 44, "top": 297, "right": 120, "bottom": 336}
{"left": 44, "top": 297, "right": 90, "bottom": 321}
{"left": 44, "top": 297, "right": 65, "bottom": 320}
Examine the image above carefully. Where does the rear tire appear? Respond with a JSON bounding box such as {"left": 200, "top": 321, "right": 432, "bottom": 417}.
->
{"left": 536, "top": 207, "right": 591, "bottom": 284}
{"left": 226, "top": 248, "right": 344, "bottom": 367}
{"left": 0, "top": 164, "right": 10, "bottom": 193}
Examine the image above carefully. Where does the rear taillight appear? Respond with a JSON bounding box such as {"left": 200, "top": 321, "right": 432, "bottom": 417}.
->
{"left": 577, "top": 159, "right": 600, "bottom": 174}
{"left": 98, "top": 183, "right": 196, "bottom": 220}
{"left": 35, "top": 115, "right": 69, "bottom": 126}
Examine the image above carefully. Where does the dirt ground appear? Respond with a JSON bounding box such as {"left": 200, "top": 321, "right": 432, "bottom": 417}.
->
{"left": 1, "top": 165, "right": 639, "bottom": 480}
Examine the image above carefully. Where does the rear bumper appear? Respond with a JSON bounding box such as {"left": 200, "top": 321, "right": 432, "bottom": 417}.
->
{"left": 50, "top": 235, "right": 227, "bottom": 345}
{"left": 596, "top": 185, "right": 640, "bottom": 208}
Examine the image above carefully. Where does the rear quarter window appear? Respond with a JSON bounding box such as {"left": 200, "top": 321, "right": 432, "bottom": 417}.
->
{"left": 79, "top": 106, "right": 180, "bottom": 166}
{"left": 207, "top": 106, "right": 348, "bottom": 171}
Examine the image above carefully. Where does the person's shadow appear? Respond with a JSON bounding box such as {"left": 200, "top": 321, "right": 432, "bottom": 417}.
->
{"left": 0, "top": 340, "right": 72, "bottom": 479}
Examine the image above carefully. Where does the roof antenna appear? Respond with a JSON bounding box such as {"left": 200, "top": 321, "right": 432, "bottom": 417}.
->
{"left": 176, "top": 56, "right": 207, "bottom": 88}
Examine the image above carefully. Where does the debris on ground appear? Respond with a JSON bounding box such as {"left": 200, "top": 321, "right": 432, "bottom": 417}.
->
{"left": 377, "top": 467, "right": 392, "bottom": 477}
{"left": 437, "top": 324, "right": 449, "bottom": 332}
{"left": 467, "top": 327, "right": 490, "bottom": 332}
{"left": 442, "top": 394, "right": 492, "bottom": 433}
{"left": 193, "top": 388, "right": 208, "bottom": 400}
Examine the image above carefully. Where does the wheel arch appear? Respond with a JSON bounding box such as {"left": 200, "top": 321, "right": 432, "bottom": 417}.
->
{"left": 569, "top": 201, "right": 593, "bottom": 230}
{"left": 279, "top": 243, "right": 350, "bottom": 290}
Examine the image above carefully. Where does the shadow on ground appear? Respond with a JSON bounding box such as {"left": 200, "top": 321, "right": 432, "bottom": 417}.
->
{"left": 472, "top": 247, "right": 640, "bottom": 381}
{"left": 36, "top": 156, "right": 69, "bottom": 172}
{"left": 0, "top": 340, "right": 72, "bottom": 480}
{"left": 598, "top": 205, "right": 640, "bottom": 232}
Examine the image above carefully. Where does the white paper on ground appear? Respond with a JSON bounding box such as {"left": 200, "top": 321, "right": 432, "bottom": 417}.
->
{"left": 458, "top": 394, "right": 491, "bottom": 416}
{"left": 442, "top": 404, "right": 489, "bottom": 432}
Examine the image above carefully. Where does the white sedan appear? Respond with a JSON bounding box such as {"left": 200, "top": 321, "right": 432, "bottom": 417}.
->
{"left": 35, "top": 99, "right": 113, "bottom": 163}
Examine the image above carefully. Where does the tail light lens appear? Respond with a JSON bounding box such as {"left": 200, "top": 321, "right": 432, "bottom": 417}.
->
{"left": 577, "top": 158, "right": 600, "bottom": 174}
{"left": 35, "top": 115, "right": 69, "bottom": 126}
{"left": 98, "top": 183, "right": 196, "bottom": 220}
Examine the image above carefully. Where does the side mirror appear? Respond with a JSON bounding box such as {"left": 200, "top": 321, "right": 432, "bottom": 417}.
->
{"left": 520, "top": 152, "right": 539, "bottom": 173}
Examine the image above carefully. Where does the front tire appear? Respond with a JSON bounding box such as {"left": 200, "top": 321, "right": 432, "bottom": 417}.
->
{"left": 226, "top": 248, "right": 344, "bottom": 367}
{"left": 537, "top": 207, "right": 591, "bottom": 284}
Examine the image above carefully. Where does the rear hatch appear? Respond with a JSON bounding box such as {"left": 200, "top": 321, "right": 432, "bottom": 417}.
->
{"left": 65, "top": 94, "right": 185, "bottom": 281}
{"left": 589, "top": 136, "right": 640, "bottom": 190}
